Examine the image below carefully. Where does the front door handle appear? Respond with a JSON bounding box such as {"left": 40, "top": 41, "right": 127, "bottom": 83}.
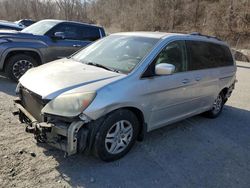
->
{"left": 182, "top": 79, "right": 190, "bottom": 84}
{"left": 73, "top": 44, "right": 82, "bottom": 47}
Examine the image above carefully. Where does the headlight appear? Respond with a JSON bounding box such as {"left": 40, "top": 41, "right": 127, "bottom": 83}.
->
{"left": 42, "top": 92, "right": 96, "bottom": 117}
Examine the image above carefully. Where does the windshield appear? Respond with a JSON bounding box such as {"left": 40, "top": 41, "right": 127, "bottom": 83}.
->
{"left": 72, "top": 35, "right": 159, "bottom": 74}
{"left": 22, "top": 20, "right": 59, "bottom": 35}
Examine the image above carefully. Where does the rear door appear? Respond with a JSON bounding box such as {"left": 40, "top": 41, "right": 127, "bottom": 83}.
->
{"left": 185, "top": 40, "right": 228, "bottom": 110}
{"left": 143, "top": 40, "right": 202, "bottom": 131}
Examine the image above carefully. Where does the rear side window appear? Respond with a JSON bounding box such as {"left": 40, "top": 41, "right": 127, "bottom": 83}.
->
{"left": 22, "top": 20, "right": 34, "bottom": 26}
{"left": 79, "top": 26, "right": 101, "bottom": 41}
{"left": 186, "top": 41, "right": 234, "bottom": 70}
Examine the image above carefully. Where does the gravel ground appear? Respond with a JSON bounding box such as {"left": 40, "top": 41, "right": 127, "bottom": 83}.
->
{"left": 0, "top": 61, "right": 250, "bottom": 188}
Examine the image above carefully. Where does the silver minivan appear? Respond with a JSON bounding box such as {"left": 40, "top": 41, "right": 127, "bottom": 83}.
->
{"left": 15, "top": 32, "right": 236, "bottom": 161}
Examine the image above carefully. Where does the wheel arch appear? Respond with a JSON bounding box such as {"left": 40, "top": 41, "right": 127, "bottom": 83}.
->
{"left": 122, "top": 107, "right": 146, "bottom": 141}
{"left": 221, "top": 87, "right": 229, "bottom": 97}
{"left": 1, "top": 48, "right": 43, "bottom": 70}
{"left": 86, "top": 105, "right": 147, "bottom": 154}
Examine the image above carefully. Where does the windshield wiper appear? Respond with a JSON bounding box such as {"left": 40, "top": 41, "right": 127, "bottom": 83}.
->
{"left": 85, "top": 62, "right": 122, "bottom": 73}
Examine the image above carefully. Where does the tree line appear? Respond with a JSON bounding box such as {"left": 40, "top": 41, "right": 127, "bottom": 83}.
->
{"left": 0, "top": 0, "right": 249, "bottom": 48}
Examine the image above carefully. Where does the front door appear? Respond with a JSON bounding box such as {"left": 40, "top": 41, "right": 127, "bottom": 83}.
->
{"left": 46, "top": 23, "right": 91, "bottom": 62}
{"left": 143, "top": 40, "right": 201, "bottom": 131}
{"left": 49, "top": 39, "right": 90, "bottom": 60}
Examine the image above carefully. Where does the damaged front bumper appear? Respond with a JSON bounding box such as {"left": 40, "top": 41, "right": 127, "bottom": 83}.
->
{"left": 13, "top": 98, "right": 89, "bottom": 156}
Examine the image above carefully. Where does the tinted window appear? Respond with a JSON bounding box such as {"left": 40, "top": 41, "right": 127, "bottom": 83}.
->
{"left": 47, "top": 23, "right": 100, "bottom": 41}
{"left": 79, "top": 26, "right": 100, "bottom": 41}
{"left": 186, "top": 41, "right": 234, "bottom": 70}
{"left": 48, "top": 23, "right": 80, "bottom": 40}
{"left": 21, "top": 20, "right": 35, "bottom": 27}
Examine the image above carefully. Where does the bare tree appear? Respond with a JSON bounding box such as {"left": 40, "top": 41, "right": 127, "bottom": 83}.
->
{"left": 194, "top": 0, "right": 200, "bottom": 30}
{"left": 0, "top": 0, "right": 249, "bottom": 48}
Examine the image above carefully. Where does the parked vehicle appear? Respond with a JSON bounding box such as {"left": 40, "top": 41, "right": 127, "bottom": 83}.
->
{"left": 15, "top": 19, "right": 36, "bottom": 27}
{"left": 0, "top": 21, "right": 23, "bottom": 31}
{"left": 14, "top": 32, "right": 236, "bottom": 161}
{"left": 0, "top": 19, "right": 105, "bottom": 81}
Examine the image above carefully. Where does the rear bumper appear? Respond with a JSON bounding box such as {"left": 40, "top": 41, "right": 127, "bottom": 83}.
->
{"left": 14, "top": 98, "right": 89, "bottom": 156}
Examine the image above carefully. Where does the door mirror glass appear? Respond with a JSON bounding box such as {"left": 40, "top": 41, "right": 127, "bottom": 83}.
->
{"left": 53, "top": 32, "right": 66, "bottom": 39}
{"left": 155, "top": 63, "right": 175, "bottom": 75}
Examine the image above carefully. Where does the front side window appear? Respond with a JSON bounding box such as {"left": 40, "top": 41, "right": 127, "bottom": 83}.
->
{"left": 46, "top": 23, "right": 80, "bottom": 40}
{"left": 47, "top": 24, "right": 101, "bottom": 41}
{"left": 142, "top": 40, "right": 187, "bottom": 77}
{"left": 72, "top": 35, "right": 159, "bottom": 74}
{"left": 155, "top": 41, "right": 187, "bottom": 73}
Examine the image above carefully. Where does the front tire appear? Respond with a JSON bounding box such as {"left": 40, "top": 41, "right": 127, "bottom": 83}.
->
{"left": 94, "top": 109, "right": 139, "bottom": 162}
{"left": 204, "top": 92, "right": 225, "bottom": 118}
{"left": 5, "top": 54, "right": 38, "bottom": 81}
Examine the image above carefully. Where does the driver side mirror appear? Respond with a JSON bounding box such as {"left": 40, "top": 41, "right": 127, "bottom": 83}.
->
{"left": 53, "top": 32, "right": 66, "bottom": 39}
{"left": 155, "top": 63, "right": 175, "bottom": 75}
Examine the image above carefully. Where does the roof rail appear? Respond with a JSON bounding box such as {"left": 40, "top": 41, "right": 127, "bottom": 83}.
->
{"left": 189, "top": 32, "right": 222, "bottom": 41}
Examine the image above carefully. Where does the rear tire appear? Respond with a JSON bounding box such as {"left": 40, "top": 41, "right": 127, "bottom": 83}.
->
{"left": 5, "top": 54, "right": 38, "bottom": 81}
{"left": 204, "top": 92, "right": 225, "bottom": 118}
{"left": 94, "top": 109, "right": 139, "bottom": 162}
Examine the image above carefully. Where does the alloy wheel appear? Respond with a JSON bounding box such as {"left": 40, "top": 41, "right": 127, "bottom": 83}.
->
{"left": 105, "top": 120, "right": 133, "bottom": 154}
{"left": 12, "top": 60, "right": 34, "bottom": 79}
{"left": 212, "top": 94, "right": 223, "bottom": 114}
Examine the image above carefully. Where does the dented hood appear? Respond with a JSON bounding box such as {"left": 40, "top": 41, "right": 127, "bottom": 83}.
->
{"left": 19, "top": 59, "right": 123, "bottom": 99}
